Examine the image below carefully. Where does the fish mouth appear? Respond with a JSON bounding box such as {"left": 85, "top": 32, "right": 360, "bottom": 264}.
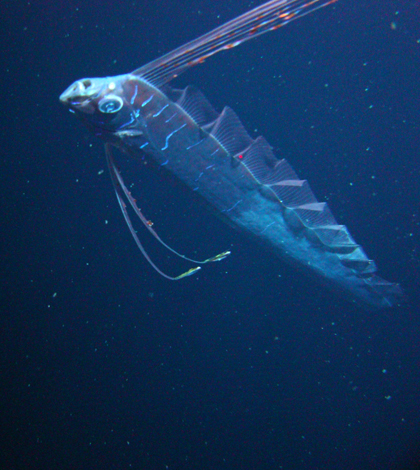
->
{"left": 59, "top": 78, "right": 104, "bottom": 115}
{"left": 60, "top": 79, "right": 94, "bottom": 104}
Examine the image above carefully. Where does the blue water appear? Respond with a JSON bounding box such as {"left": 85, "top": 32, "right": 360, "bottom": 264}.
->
{"left": 1, "top": 1, "right": 420, "bottom": 469}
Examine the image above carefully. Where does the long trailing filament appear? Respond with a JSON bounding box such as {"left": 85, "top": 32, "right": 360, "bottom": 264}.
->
{"left": 133, "top": 0, "right": 337, "bottom": 86}
{"left": 105, "top": 144, "right": 230, "bottom": 280}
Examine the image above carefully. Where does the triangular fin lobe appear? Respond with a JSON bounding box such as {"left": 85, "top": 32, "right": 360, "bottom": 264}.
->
{"left": 294, "top": 203, "right": 337, "bottom": 228}
{"left": 236, "top": 137, "right": 288, "bottom": 180}
{"left": 340, "top": 258, "right": 377, "bottom": 274}
{"left": 270, "top": 180, "right": 316, "bottom": 208}
{"left": 166, "top": 85, "right": 219, "bottom": 126}
{"left": 206, "top": 107, "right": 253, "bottom": 156}
{"left": 362, "top": 275, "right": 404, "bottom": 308}
{"left": 234, "top": 137, "right": 318, "bottom": 208}
{"left": 312, "top": 225, "right": 357, "bottom": 248}
{"left": 338, "top": 246, "right": 377, "bottom": 274}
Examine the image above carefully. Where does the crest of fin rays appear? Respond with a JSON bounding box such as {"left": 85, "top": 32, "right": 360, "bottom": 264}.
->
{"left": 105, "top": 144, "right": 230, "bottom": 281}
{"left": 164, "top": 86, "right": 219, "bottom": 126}
{"left": 133, "top": 0, "right": 338, "bottom": 87}
{"left": 166, "top": 85, "right": 401, "bottom": 304}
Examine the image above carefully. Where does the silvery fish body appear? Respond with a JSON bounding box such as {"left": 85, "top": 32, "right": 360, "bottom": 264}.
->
{"left": 60, "top": 0, "right": 402, "bottom": 308}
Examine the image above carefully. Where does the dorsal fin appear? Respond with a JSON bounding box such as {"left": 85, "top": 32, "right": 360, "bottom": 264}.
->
{"left": 339, "top": 248, "right": 377, "bottom": 274}
{"left": 205, "top": 106, "right": 253, "bottom": 156}
{"left": 165, "top": 85, "right": 219, "bottom": 126}
{"left": 233, "top": 136, "right": 318, "bottom": 208}
{"left": 294, "top": 202, "right": 336, "bottom": 228}
{"left": 270, "top": 180, "right": 317, "bottom": 208}
{"left": 312, "top": 225, "right": 357, "bottom": 248}
{"left": 234, "top": 136, "right": 283, "bottom": 180}
{"left": 221, "top": 123, "right": 369, "bottom": 268}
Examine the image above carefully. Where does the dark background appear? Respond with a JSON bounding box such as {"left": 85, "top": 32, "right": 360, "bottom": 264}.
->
{"left": 1, "top": 0, "right": 419, "bottom": 469}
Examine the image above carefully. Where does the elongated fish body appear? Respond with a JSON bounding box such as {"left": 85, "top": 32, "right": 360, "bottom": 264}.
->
{"left": 60, "top": 0, "right": 402, "bottom": 308}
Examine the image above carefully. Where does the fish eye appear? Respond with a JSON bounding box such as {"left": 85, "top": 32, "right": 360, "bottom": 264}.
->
{"left": 98, "top": 95, "right": 123, "bottom": 114}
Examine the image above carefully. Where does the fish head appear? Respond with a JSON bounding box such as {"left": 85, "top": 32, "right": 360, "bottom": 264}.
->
{"left": 59, "top": 75, "right": 140, "bottom": 138}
